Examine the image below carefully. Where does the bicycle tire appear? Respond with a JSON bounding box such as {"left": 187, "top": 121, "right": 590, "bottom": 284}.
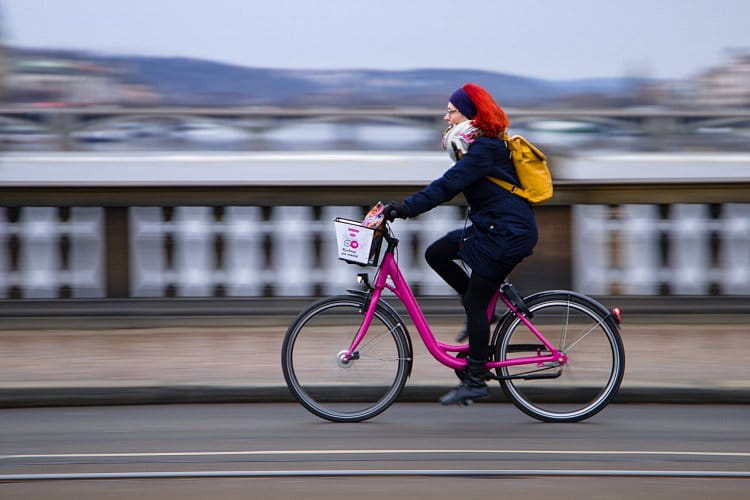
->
{"left": 493, "top": 292, "right": 624, "bottom": 423}
{"left": 281, "top": 294, "right": 412, "bottom": 422}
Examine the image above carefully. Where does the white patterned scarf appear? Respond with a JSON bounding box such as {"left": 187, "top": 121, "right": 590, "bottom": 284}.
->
{"left": 441, "top": 120, "right": 478, "bottom": 164}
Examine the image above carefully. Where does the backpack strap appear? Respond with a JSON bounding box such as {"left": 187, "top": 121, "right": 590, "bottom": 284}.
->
{"left": 486, "top": 175, "right": 520, "bottom": 194}
{"left": 486, "top": 132, "right": 520, "bottom": 194}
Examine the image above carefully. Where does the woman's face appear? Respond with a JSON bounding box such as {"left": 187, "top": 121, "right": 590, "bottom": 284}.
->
{"left": 444, "top": 102, "right": 468, "bottom": 125}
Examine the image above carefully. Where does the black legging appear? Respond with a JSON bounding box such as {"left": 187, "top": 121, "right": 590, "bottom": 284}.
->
{"left": 425, "top": 232, "right": 514, "bottom": 361}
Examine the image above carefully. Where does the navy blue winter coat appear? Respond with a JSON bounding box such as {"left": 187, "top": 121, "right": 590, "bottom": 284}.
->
{"left": 402, "top": 136, "right": 538, "bottom": 281}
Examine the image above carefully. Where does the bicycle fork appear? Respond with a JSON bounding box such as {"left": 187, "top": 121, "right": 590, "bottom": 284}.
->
{"left": 339, "top": 287, "right": 384, "bottom": 364}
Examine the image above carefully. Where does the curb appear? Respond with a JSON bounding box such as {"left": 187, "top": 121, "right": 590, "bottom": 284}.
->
{"left": 1, "top": 385, "right": 748, "bottom": 408}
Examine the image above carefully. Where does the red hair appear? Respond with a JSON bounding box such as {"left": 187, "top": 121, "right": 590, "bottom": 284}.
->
{"left": 463, "top": 83, "right": 510, "bottom": 138}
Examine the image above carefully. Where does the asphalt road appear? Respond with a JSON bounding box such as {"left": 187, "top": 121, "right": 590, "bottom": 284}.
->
{"left": 1, "top": 403, "right": 748, "bottom": 498}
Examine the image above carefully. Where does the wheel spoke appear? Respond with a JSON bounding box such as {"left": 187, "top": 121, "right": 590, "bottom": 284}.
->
{"left": 359, "top": 322, "right": 403, "bottom": 353}
{"left": 561, "top": 297, "right": 571, "bottom": 348}
{"left": 357, "top": 355, "right": 410, "bottom": 362}
{"left": 561, "top": 319, "right": 605, "bottom": 354}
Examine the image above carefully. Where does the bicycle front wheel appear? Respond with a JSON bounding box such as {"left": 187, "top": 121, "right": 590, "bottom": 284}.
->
{"left": 494, "top": 292, "right": 624, "bottom": 423}
{"left": 281, "top": 295, "right": 411, "bottom": 422}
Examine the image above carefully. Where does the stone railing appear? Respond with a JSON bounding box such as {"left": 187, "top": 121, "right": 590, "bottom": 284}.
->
{"left": 2, "top": 150, "right": 749, "bottom": 299}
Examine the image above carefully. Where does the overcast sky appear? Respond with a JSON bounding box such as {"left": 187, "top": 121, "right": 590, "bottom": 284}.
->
{"left": 2, "top": 0, "right": 748, "bottom": 81}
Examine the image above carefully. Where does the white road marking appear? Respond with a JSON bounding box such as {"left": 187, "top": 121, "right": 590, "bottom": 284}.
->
{"left": 3, "top": 449, "right": 749, "bottom": 460}
{"left": 1, "top": 469, "right": 749, "bottom": 481}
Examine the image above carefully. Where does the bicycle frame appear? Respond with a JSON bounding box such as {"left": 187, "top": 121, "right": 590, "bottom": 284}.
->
{"left": 343, "top": 227, "right": 567, "bottom": 371}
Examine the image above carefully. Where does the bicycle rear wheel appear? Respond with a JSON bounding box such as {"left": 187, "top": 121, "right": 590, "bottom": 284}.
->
{"left": 281, "top": 295, "right": 411, "bottom": 422}
{"left": 494, "top": 292, "right": 624, "bottom": 423}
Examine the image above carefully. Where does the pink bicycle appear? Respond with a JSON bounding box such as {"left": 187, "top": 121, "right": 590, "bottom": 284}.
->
{"left": 281, "top": 219, "right": 624, "bottom": 423}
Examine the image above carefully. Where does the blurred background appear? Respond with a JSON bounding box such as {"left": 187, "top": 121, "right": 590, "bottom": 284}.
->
{"left": 1, "top": 6, "right": 748, "bottom": 495}
{"left": 0, "top": 0, "right": 748, "bottom": 303}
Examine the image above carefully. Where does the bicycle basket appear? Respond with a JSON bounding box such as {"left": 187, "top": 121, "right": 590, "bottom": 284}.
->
{"left": 334, "top": 217, "right": 384, "bottom": 266}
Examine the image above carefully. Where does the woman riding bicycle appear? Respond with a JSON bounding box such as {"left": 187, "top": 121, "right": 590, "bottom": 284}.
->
{"left": 385, "top": 83, "right": 538, "bottom": 405}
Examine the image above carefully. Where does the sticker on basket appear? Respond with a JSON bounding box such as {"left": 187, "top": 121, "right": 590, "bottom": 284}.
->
{"left": 346, "top": 227, "right": 361, "bottom": 249}
{"left": 335, "top": 219, "right": 374, "bottom": 264}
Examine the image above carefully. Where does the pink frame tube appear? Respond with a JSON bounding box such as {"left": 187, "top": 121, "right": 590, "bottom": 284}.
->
{"left": 346, "top": 251, "right": 566, "bottom": 371}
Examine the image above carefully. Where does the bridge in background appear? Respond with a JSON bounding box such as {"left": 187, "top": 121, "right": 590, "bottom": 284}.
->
{"left": 1, "top": 106, "right": 749, "bottom": 151}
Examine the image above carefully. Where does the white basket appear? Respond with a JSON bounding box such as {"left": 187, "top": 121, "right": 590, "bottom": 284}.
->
{"left": 334, "top": 218, "right": 383, "bottom": 266}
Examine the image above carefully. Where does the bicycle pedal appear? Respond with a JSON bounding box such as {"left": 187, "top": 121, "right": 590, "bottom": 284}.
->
{"left": 458, "top": 399, "right": 474, "bottom": 407}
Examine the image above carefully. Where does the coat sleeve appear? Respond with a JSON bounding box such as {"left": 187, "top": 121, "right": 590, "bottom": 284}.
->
{"left": 403, "top": 141, "right": 494, "bottom": 217}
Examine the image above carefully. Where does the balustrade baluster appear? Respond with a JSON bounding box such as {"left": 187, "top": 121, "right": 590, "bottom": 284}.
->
{"left": 224, "top": 206, "right": 265, "bottom": 296}
{"left": 719, "top": 203, "right": 750, "bottom": 294}
{"left": 622, "top": 205, "right": 661, "bottom": 294}
{"left": 19, "top": 207, "right": 59, "bottom": 298}
{"left": 0, "top": 208, "right": 8, "bottom": 298}
{"left": 271, "top": 206, "right": 314, "bottom": 296}
{"left": 174, "top": 207, "right": 215, "bottom": 296}
{"left": 69, "top": 207, "right": 105, "bottom": 298}
{"left": 129, "top": 207, "right": 167, "bottom": 297}
{"left": 572, "top": 205, "right": 611, "bottom": 295}
{"left": 669, "top": 204, "right": 711, "bottom": 294}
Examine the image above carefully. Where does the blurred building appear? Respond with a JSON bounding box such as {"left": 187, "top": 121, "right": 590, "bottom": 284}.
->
{"left": 688, "top": 51, "right": 750, "bottom": 108}
{"left": 2, "top": 51, "right": 160, "bottom": 107}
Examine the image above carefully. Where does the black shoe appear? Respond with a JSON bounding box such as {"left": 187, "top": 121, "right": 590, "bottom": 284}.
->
{"left": 439, "top": 382, "right": 489, "bottom": 405}
{"left": 440, "top": 358, "right": 489, "bottom": 405}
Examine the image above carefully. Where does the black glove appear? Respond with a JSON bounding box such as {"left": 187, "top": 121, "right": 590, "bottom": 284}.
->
{"left": 384, "top": 201, "right": 410, "bottom": 221}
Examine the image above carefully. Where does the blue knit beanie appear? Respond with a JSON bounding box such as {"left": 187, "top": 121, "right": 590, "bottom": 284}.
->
{"left": 449, "top": 87, "right": 476, "bottom": 119}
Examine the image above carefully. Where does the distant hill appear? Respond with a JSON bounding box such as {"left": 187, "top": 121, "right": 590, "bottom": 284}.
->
{"left": 9, "top": 47, "right": 648, "bottom": 107}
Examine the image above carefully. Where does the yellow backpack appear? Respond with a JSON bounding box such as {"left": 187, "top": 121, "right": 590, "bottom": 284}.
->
{"left": 486, "top": 133, "right": 553, "bottom": 204}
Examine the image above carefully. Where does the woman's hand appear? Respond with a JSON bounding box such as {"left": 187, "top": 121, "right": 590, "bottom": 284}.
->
{"left": 384, "top": 201, "right": 410, "bottom": 221}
